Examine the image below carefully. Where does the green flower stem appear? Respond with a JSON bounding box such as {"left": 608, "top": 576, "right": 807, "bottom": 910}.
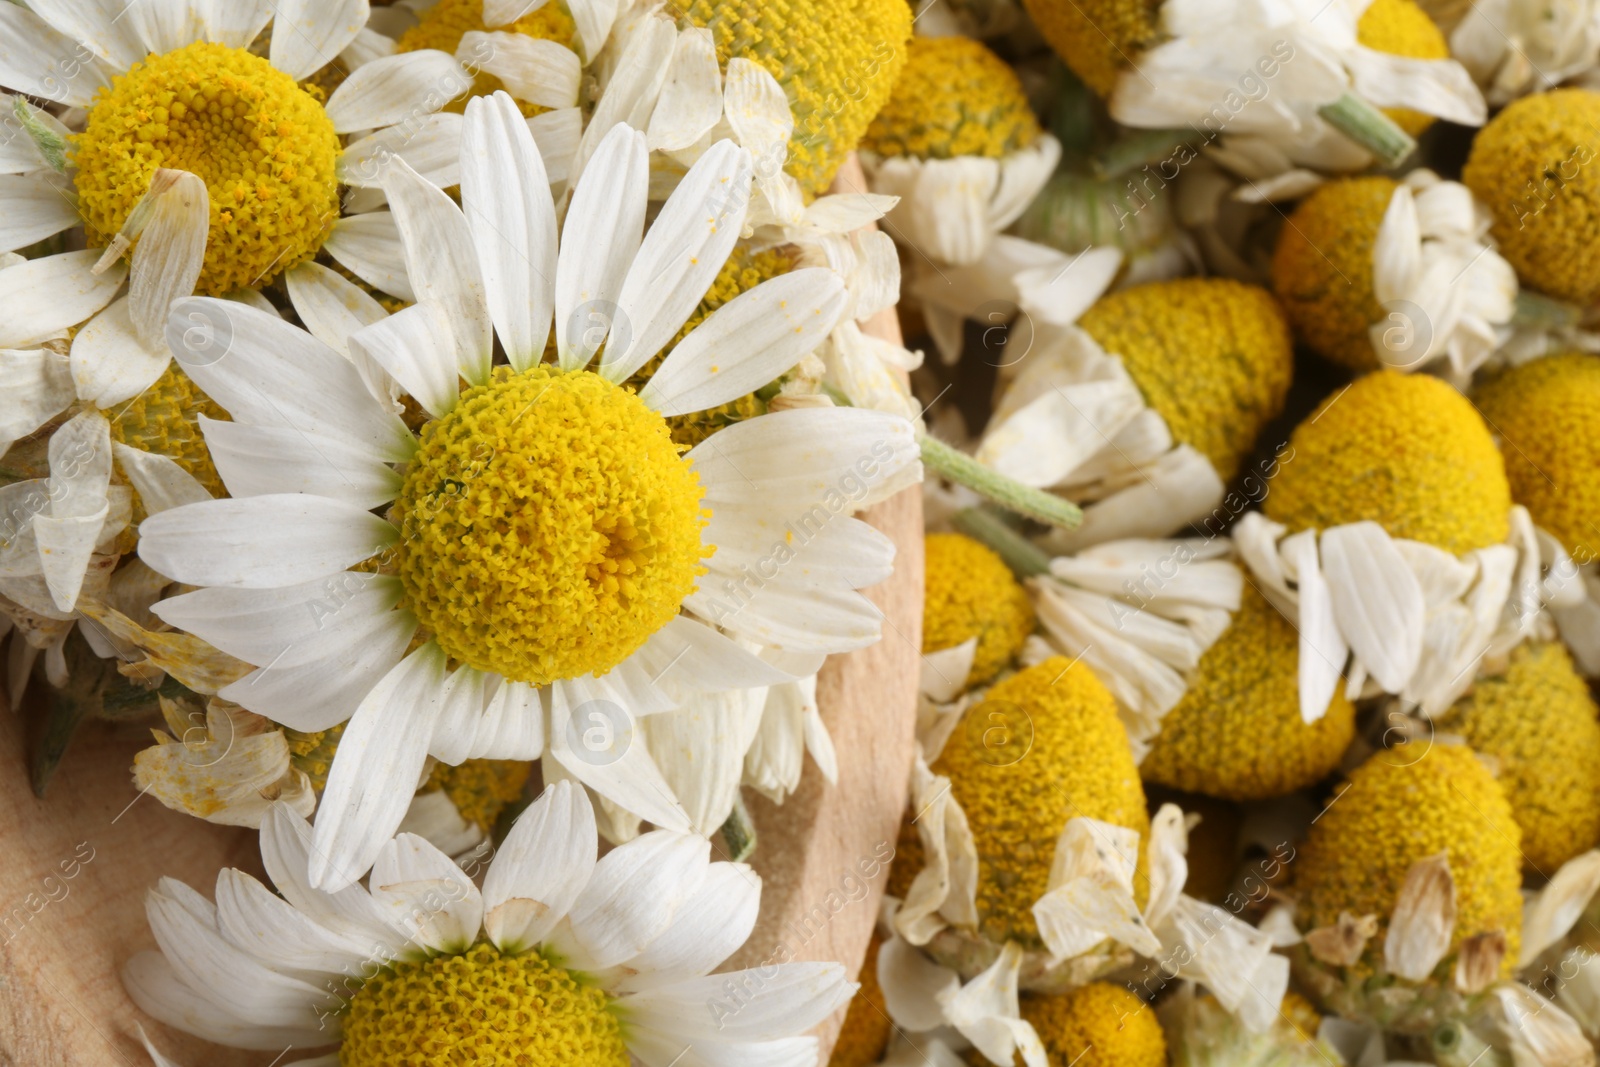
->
{"left": 719, "top": 794, "right": 758, "bottom": 862}
{"left": 1318, "top": 93, "right": 1415, "bottom": 169}
{"left": 952, "top": 507, "right": 1052, "bottom": 579}
{"left": 919, "top": 434, "right": 1083, "bottom": 530}
{"left": 1513, "top": 289, "right": 1584, "bottom": 331}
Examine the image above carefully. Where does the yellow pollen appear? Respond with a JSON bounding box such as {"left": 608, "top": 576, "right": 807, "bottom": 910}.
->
{"left": 73, "top": 41, "right": 340, "bottom": 295}
{"left": 682, "top": 0, "right": 912, "bottom": 195}
{"left": 391, "top": 366, "right": 710, "bottom": 686}
{"left": 1272, "top": 176, "right": 1398, "bottom": 373}
{"left": 395, "top": 0, "right": 576, "bottom": 116}
{"left": 422, "top": 758, "right": 533, "bottom": 833}
{"left": 1014, "top": 983, "right": 1167, "bottom": 1067}
{"left": 933, "top": 657, "right": 1149, "bottom": 950}
{"left": 861, "top": 36, "right": 1041, "bottom": 160}
{"left": 921, "top": 532, "right": 1034, "bottom": 690}
{"left": 1475, "top": 353, "right": 1600, "bottom": 563}
{"left": 1264, "top": 371, "right": 1511, "bottom": 554}
{"left": 340, "top": 942, "right": 629, "bottom": 1067}
{"left": 1142, "top": 586, "right": 1356, "bottom": 802}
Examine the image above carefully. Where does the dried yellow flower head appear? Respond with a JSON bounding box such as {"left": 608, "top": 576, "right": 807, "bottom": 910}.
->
{"left": 682, "top": 0, "right": 913, "bottom": 194}
{"left": 1015, "top": 983, "right": 1167, "bottom": 1067}
{"left": 1264, "top": 371, "right": 1511, "bottom": 554}
{"left": 1294, "top": 744, "right": 1524, "bottom": 971}
{"left": 1464, "top": 88, "right": 1600, "bottom": 305}
{"left": 107, "top": 363, "right": 229, "bottom": 504}
{"left": 933, "top": 657, "right": 1149, "bottom": 950}
{"left": 828, "top": 932, "right": 892, "bottom": 1067}
{"left": 1437, "top": 642, "right": 1600, "bottom": 873}
{"left": 922, "top": 532, "right": 1035, "bottom": 689}
{"left": 861, "top": 36, "right": 1040, "bottom": 160}
{"left": 422, "top": 758, "right": 532, "bottom": 833}
{"left": 1474, "top": 352, "right": 1600, "bottom": 563}
{"left": 1357, "top": 0, "right": 1451, "bottom": 136}
{"left": 1019, "top": 0, "right": 1162, "bottom": 98}
{"left": 1078, "top": 277, "right": 1294, "bottom": 484}
{"left": 1271, "top": 176, "right": 1397, "bottom": 372}
{"left": 1142, "top": 587, "right": 1357, "bottom": 801}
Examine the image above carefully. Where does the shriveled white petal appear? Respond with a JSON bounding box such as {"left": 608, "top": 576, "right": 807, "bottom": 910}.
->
{"left": 601, "top": 140, "right": 754, "bottom": 383}
{"left": 483, "top": 779, "right": 596, "bottom": 952}
{"left": 1523, "top": 850, "right": 1600, "bottom": 965}
{"left": 573, "top": 14, "right": 674, "bottom": 175}
{"left": 1033, "top": 816, "right": 1161, "bottom": 958}
{"left": 129, "top": 170, "right": 208, "bottom": 347}
{"left": 310, "top": 643, "right": 452, "bottom": 890}
{"left": 879, "top": 928, "right": 960, "bottom": 1032}
{"left": 139, "top": 495, "right": 396, "bottom": 589}
{"left": 0, "top": 347, "right": 72, "bottom": 453}
{"left": 920, "top": 640, "right": 976, "bottom": 703}
{"left": 895, "top": 760, "right": 978, "bottom": 945}
{"left": 1384, "top": 853, "right": 1457, "bottom": 982}
{"left": 113, "top": 443, "right": 211, "bottom": 513}
{"left": 34, "top": 409, "right": 111, "bottom": 611}
{"left": 646, "top": 27, "right": 722, "bottom": 153}
{"left": 459, "top": 31, "right": 579, "bottom": 109}
{"left": 69, "top": 298, "right": 172, "bottom": 408}
{"left": 325, "top": 211, "right": 415, "bottom": 302}
{"left": 270, "top": 0, "right": 369, "bottom": 80}
{"left": 0, "top": 250, "right": 126, "bottom": 349}
{"left": 938, "top": 942, "right": 1046, "bottom": 1067}
{"left": 370, "top": 832, "right": 484, "bottom": 953}
{"left": 324, "top": 49, "right": 468, "bottom": 133}
{"left": 1281, "top": 530, "right": 1348, "bottom": 723}
{"left": 555, "top": 123, "right": 648, "bottom": 370}
{"left": 1372, "top": 184, "right": 1421, "bottom": 306}
{"left": 641, "top": 269, "right": 847, "bottom": 415}
{"left": 1321, "top": 522, "right": 1426, "bottom": 693}
{"left": 461, "top": 92, "right": 557, "bottom": 371}
{"left": 380, "top": 155, "right": 492, "bottom": 387}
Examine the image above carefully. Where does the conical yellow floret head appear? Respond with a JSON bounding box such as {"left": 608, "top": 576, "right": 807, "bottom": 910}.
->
{"left": 1011, "top": 983, "right": 1166, "bottom": 1067}
{"left": 861, "top": 36, "right": 1040, "bottom": 161}
{"left": 1263, "top": 371, "right": 1511, "bottom": 554}
{"left": 1464, "top": 89, "right": 1600, "bottom": 305}
{"left": 681, "top": 0, "right": 912, "bottom": 195}
{"left": 1357, "top": 0, "right": 1451, "bottom": 136}
{"left": 1474, "top": 352, "right": 1600, "bottom": 564}
{"left": 1077, "top": 277, "right": 1294, "bottom": 484}
{"left": 1437, "top": 641, "right": 1600, "bottom": 873}
{"left": 933, "top": 657, "right": 1148, "bottom": 951}
{"left": 1294, "top": 743, "right": 1524, "bottom": 973}
{"left": 1142, "top": 586, "right": 1357, "bottom": 801}
{"left": 1271, "top": 176, "right": 1398, "bottom": 372}
{"left": 922, "top": 532, "right": 1035, "bottom": 689}
{"left": 1018, "top": 0, "right": 1162, "bottom": 98}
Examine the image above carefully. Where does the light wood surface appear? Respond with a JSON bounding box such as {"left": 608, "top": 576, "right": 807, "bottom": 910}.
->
{"left": 0, "top": 155, "right": 923, "bottom": 1067}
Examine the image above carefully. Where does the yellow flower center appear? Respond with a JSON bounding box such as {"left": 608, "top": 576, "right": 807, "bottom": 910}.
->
{"left": 391, "top": 366, "right": 709, "bottom": 686}
{"left": 861, "top": 36, "right": 1041, "bottom": 160}
{"left": 73, "top": 42, "right": 341, "bottom": 295}
{"left": 341, "top": 943, "right": 629, "bottom": 1067}
{"left": 1017, "top": 983, "right": 1167, "bottom": 1067}
{"left": 106, "top": 363, "right": 229, "bottom": 502}
{"left": 1356, "top": 0, "right": 1450, "bottom": 137}
{"left": 423, "top": 758, "right": 533, "bottom": 832}
{"left": 922, "top": 532, "right": 1034, "bottom": 689}
{"left": 396, "top": 0, "right": 577, "bottom": 116}
{"left": 682, "top": 0, "right": 912, "bottom": 195}
{"left": 286, "top": 722, "right": 346, "bottom": 794}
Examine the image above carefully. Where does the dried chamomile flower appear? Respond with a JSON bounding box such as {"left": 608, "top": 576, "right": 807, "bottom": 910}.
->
{"left": 1271, "top": 171, "right": 1515, "bottom": 378}
{"left": 1463, "top": 89, "right": 1600, "bottom": 307}
{"left": 1142, "top": 586, "right": 1357, "bottom": 802}
{"left": 1436, "top": 641, "right": 1600, "bottom": 873}
{"left": 861, "top": 36, "right": 1060, "bottom": 266}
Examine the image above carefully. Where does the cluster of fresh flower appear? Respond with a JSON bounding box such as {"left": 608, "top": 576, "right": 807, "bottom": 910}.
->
{"left": 845, "top": 0, "right": 1600, "bottom": 1064}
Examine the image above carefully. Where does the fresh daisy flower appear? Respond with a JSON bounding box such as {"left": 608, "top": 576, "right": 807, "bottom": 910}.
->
{"left": 976, "top": 276, "right": 1293, "bottom": 551}
{"left": 859, "top": 35, "right": 1061, "bottom": 268}
{"left": 1271, "top": 169, "right": 1516, "bottom": 382}
{"left": 889, "top": 657, "right": 1289, "bottom": 1064}
{"left": 1023, "top": 0, "right": 1485, "bottom": 185}
{"left": 134, "top": 94, "right": 920, "bottom": 889}
{"left": 125, "top": 781, "right": 857, "bottom": 1065}
{"left": 1234, "top": 372, "right": 1572, "bottom": 720}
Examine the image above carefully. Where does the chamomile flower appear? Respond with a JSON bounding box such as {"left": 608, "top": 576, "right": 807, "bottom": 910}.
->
{"left": 921, "top": 531, "right": 1036, "bottom": 695}
{"left": 1463, "top": 89, "right": 1600, "bottom": 307}
{"left": 124, "top": 781, "right": 857, "bottom": 1065}
{"left": 977, "top": 277, "right": 1293, "bottom": 550}
{"left": 1271, "top": 170, "right": 1516, "bottom": 379}
{"left": 1452, "top": 0, "right": 1600, "bottom": 104}
{"left": 1234, "top": 371, "right": 1565, "bottom": 718}
{"left": 1025, "top": 0, "right": 1486, "bottom": 183}
{"left": 859, "top": 36, "right": 1062, "bottom": 267}
{"left": 1436, "top": 641, "right": 1600, "bottom": 873}
{"left": 135, "top": 96, "right": 919, "bottom": 889}
{"left": 889, "top": 657, "right": 1288, "bottom": 1056}
{"left": 1021, "top": 983, "right": 1168, "bottom": 1067}
{"left": 1287, "top": 744, "right": 1525, "bottom": 1034}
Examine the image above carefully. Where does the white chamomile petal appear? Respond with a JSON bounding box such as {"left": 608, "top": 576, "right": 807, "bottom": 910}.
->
{"left": 324, "top": 211, "right": 416, "bottom": 303}
{"left": 0, "top": 250, "right": 126, "bottom": 349}
{"left": 554, "top": 830, "right": 709, "bottom": 971}
{"left": 324, "top": 49, "right": 467, "bottom": 133}
{"left": 483, "top": 779, "right": 596, "bottom": 952}
{"left": 459, "top": 31, "right": 580, "bottom": 109}
{"left": 212, "top": 868, "right": 371, "bottom": 973}
{"left": 269, "top": 0, "right": 369, "bottom": 81}
{"left": 369, "top": 832, "right": 484, "bottom": 954}
{"left": 349, "top": 302, "right": 461, "bottom": 420}
{"left": 624, "top": 962, "right": 853, "bottom": 1042}
{"left": 613, "top": 860, "right": 760, "bottom": 991}
{"left": 0, "top": 347, "right": 73, "bottom": 453}
{"left": 0, "top": 4, "right": 112, "bottom": 106}
{"left": 123, "top": 951, "right": 332, "bottom": 1051}
{"left": 467, "top": 678, "right": 545, "bottom": 760}
{"left": 340, "top": 113, "right": 464, "bottom": 190}
{"left": 69, "top": 297, "right": 171, "bottom": 409}
{"left": 128, "top": 170, "right": 209, "bottom": 346}
{"left": 26, "top": 0, "right": 148, "bottom": 70}
{"left": 647, "top": 27, "right": 722, "bottom": 153}
{"left": 555, "top": 122, "right": 648, "bottom": 370}
{"left": 112, "top": 443, "right": 211, "bottom": 513}
{"left": 0, "top": 174, "right": 80, "bottom": 254}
